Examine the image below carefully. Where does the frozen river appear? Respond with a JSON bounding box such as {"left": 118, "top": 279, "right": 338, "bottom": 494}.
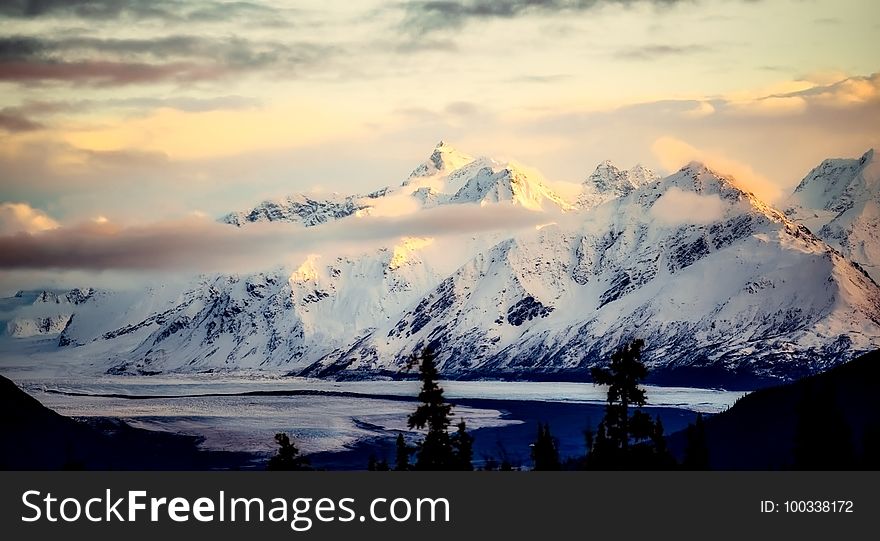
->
{"left": 6, "top": 373, "right": 745, "bottom": 467}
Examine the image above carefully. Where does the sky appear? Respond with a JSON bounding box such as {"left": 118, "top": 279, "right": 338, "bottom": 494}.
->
{"left": 0, "top": 0, "right": 878, "bottom": 290}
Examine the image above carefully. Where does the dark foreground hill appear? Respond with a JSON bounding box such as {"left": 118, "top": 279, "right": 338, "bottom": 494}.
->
{"left": 669, "top": 350, "right": 880, "bottom": 469}
{"left": 0, "top": 375, "right": 257, "bottom": 470}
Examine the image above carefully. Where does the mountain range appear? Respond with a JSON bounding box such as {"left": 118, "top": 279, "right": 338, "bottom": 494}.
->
{"left": 2, "top": 142, "right": 879, "bottom": 388}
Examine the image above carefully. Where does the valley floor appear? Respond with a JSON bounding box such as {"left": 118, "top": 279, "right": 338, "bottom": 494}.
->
{"left": 5, "top": 372, "right": 742, "bottom": 470}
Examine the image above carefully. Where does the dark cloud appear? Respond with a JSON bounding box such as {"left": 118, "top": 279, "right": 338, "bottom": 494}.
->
{"left": 0, "top": 35, "right": 333, "bottom": 65}
{"left": 0, "top": 205, "right": 549, "bottom": 271}
{"left": 0, "top": 36, "right": 48, "bottom": 59}
{"left": 0, "top": 0, "right": 178, "bottom": 19}
{"left": 402, "top": 0, "right": 687, "bottom": 32}
{"left": 615, "top": 44, "right": 712, "bottom": 61}
{"left": 0, "top": 109, "right": 44, "bottom": 132}
{"left": 68, "top": 95, "right": 261, "bottom": 114}
{"left": 0, "top": 0, "right": 280, "bottom": 22}
{"left": 0, "top": 59, "right": 229, "bottom": 86}
{"left": 0, "top": 34, "right": 337, "bottom": 86}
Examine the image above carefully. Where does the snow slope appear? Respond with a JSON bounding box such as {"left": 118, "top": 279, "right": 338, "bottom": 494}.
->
{"left": 1, "top": 145, "right": 878, "bottom": 387}
{"left": 783, "top": 149, "right": 879, "bottom": 281}
{"left": 577, "top": 161, "right": 660, "bottom": 209}
{"left": 303, "top": 163, "right": 880, "bottom": 384}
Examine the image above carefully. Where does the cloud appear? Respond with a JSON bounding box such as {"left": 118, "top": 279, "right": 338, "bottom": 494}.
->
{"left": 0, "top": 0, "right": 180, "bottom": 19}
{"left": 790, "top": 72, "right": 880, "bottom": 107}
{"left": 0, "top": 34, "right": 337, "bottom": 86}
{"left": 4, "top": 96, "right": 260, "bottom": 120}
{"left": 0, "top": 0, "right": 280, "bottom": 22}
{"left": 649, "top": 187, "right": 726, "bottom": 226}
{"left": 0, "top": 59, "right": 229, "bottom": 86}
{"left": 516, "top": 70, "right": 878, "bottom": 190}
{"left": 1, "top": 35, "right": 329, "bottom": 67}
{"left": 0, "top": 109, "right": 44, "bottom": 132}
{"left": 505, "top": 74, "right": 572, "bottom": 84}
{"left": 390, "top": 38, "right": 459, "bottom": 54}
{"left": 80, "top": 148, "right": 169, "bottom": 168}
{"left": 614, "top": 44, "right": 712, "bottom": 61}
{"left": 722, "top": 73, "right": 880, "bottom": 114}
{"left": 402, "top": 0, "right": 691, "bottom": 32}
{"left": 0, "top": 202, "right": 60, "bottom": 234}
{"left": 651, "top": 136, "right": 783, "bottom": 203}
{"left": 727, "top": 95, "right": 808, "bottom": 116}
{"left": 56, "top": 100, "right": 363, "bottom": 161}
{"left": 681, "top": 101, "right": 715, "bottom": 118}
{"left": 0, "top": 204, "right": 550, "bottom": 271}
{"left": 444, "top": 101, "right": 480, "bottom": 116}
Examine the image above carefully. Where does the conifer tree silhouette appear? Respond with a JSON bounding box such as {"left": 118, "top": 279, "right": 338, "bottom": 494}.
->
{"left": 451, "top": 419, "right": 474, "bottom": 470}
{"left": 406, "top": 347, "right": 473, "bottom": 470}
{"left": 267, "top": 432, "right": 311, "bottom": 470}
{"left": 588, "top": 339, "right": 671, "bottom": 469}
{"left": 531, "top": 422, "right": 561, "bottom": 470}
{"left": 394, "top": 433, "right": 412, "bottom": 471}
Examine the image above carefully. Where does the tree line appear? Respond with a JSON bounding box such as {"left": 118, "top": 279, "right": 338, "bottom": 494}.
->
{"left": 267, "top": 339, "right": 714, "bottom": 471}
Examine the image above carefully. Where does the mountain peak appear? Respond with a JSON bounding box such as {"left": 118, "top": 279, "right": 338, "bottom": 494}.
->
{"left": 449, "top": 163, "right": 571, "bottom": 211}
{"left": 669, "top": 161, "right": 753, "bottom": 198}
{"left": 680, "top": 161, "right": 712, "bottom": 174}
{"left": 790, "top": 149, "right": 877, "bottom": 206}
{"left": 584, "top": 160, "right": 658, "bottom": 195}
{"left": 406, "top": 140, "right": 475, "bottom": 182}
{"left": 591, "top": 160, "right": 622, "bottom": 174}
{"left": 783, "top": 149, "right": 880, "bottom": 281}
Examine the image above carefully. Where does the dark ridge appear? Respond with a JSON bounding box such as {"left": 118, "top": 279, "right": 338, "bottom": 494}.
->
{"left": 0, "top": 374, "right": 259, "bottom": 470}
{"left": 668, "top": 349, "right": 880, "bottom": 469}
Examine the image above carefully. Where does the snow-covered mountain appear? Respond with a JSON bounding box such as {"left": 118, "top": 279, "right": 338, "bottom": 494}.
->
{"left": 1, "top": 289, "right": 95, "bottom": 338}
{"left": 783, "top": 149, "right": 879, "bottom": 281}
{"left": 577, "top": 161, "right": 659, "bottom": 209}
{"left": 2, "top": 144, "right": 879, "bottom": 388}
{"left": 303, "top": 162, "right": 880, "bottom": 385}
{"left": 220, "top": 189, "right": 391, "bottom": 227}
{"left": 222, "top": 142, "right": 573, "bottom": 224}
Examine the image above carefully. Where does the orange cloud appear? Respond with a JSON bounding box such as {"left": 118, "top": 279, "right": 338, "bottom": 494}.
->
{"left": 727, "top": 96, "right": 808, "bottom": 117}
{"left": 651, "top": 136, "right": 783, "bottom": 203}
{"left": 59, "top": 101, "right": 366, "bottom": 160}
{"left": 0, "top": 202, "right": 60, "bottom": 234}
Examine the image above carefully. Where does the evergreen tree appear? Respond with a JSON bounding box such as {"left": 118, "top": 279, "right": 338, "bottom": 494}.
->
{"left": 394, "top": 433, "right": 412, "bottom": 471}
{"left": 682, "top": 413, "right": 710, "bottom": 470}
{"left": 267, "top": 432, "right": 311, "bottom": 471}
{"left": 591, "top": 339, "right": 648, "bottom": 456}
{"left": 451, "top": 419, "right": 474, "bottom": 470}
{"left": 589, "top": 339, "right": 670, "bottom": 468}
{"left": 531, "top": 422, "right": 561, "bottom": 470}
{"left": 649, "top": 415, "right": 676, "bottom": 468}
{"left": 407, "top": 347, "right": 455, "bottom": 470}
